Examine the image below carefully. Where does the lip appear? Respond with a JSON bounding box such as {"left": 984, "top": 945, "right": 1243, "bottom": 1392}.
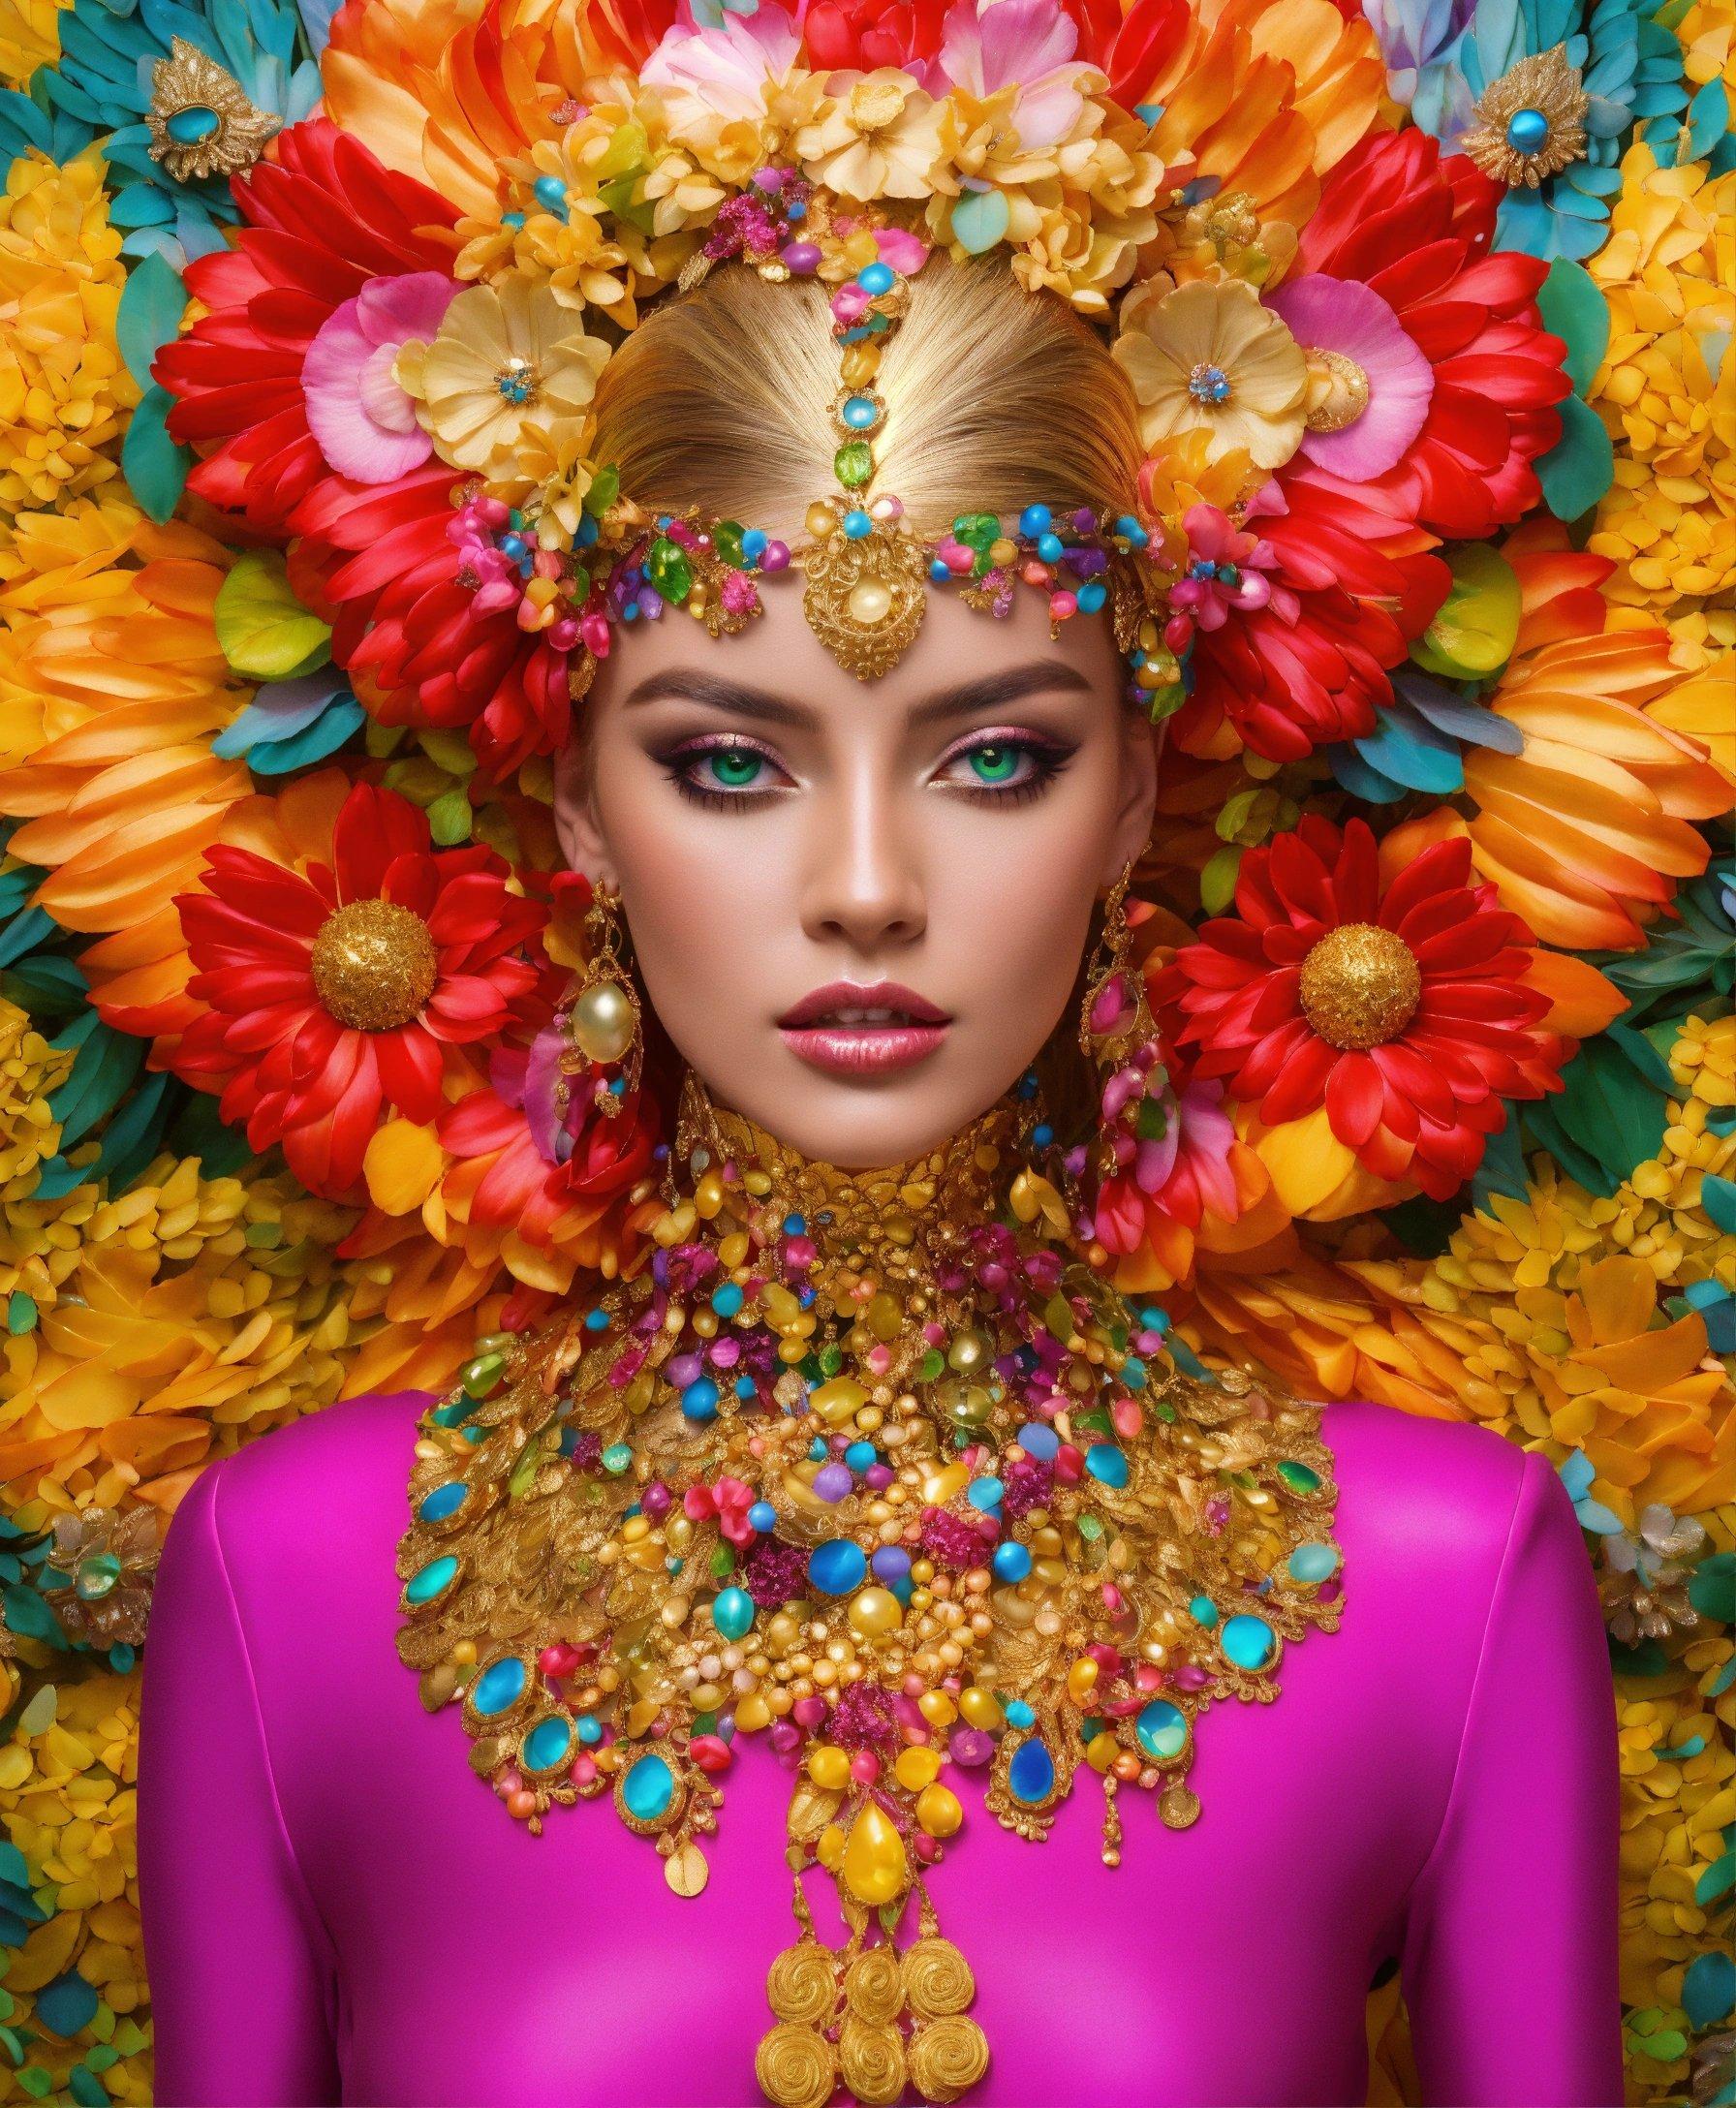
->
{"left": 778, "top": 980, "right": 952, "bottom": 1077}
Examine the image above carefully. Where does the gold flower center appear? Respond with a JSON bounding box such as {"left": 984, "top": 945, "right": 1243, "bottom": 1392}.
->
{"left": 848, "top": 79, "right": 906, "bottom": 135}
{"left": 1298, "top": 923, "right": 1422, "bottom": 1050}
{"left": 495, "top": 356, "right": 541, "bottom": 407}
{"left": 1303, "top": 348, "right": 1371, "bottom": 433}
{"left": 309, "top": 900, "right": 439, "bottom": 1033}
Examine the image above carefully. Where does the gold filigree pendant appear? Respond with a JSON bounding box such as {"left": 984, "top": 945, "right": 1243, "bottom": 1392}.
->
{"left": 799, "top": 515, "right": 929, "bottom": 680}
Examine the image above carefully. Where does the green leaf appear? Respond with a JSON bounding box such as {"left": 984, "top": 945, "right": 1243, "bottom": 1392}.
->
{"left": 120, "top": 385, "right": 190, "bottom": 524}
{"left": 115, "top": 252, "right": 187, "bottom": 390}
{"left": 1537, "top": 393, "right": 1615, "bottom": 521}
{"left": 1536, "top": 259, "right": 1608, "bottom": 395}
{"left": 1199, "top": 844, "right": 1241, "bottom": 916}
{"left": 1694, "top": 1849, "right": 1734, "bottom": 1907}
{"left": 214, "top": 552, "right": 332, "bottom": 680}
{"left": 1690, "top": 1552, "right": 1735, "bottom": 1625}
{"left": 1411, "top": 545, "right": 1522, "bottom": 678}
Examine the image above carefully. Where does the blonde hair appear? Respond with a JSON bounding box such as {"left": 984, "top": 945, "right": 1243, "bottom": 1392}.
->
{"left": 588, "top": 255, "right": 1146, "bottom": 539}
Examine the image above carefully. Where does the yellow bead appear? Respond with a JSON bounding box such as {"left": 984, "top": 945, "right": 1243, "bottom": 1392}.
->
{"left": 735, "top": 1693, "right": 771, "bottom": 1732}
{"left": 917, "top": 1690, "right": 957, "bottom": 1728}
{"left": 915, "top": 1783, "right": 963, "bottom": 1839}
{"left": 809, "top": 1745, "right": 852, "bottom": 1792}
{"left": 812, "top": 1376, "right": 869, "bottom": 1426}
{"left": 865, "top": 1292, "right": 902, "bottom": 1342}
{"left": 988, "top": 538, "right": 1017, "bottom": 568}
{"left": 894, "top": 1747, "right": 943, "bottom": 1791}
{"left": 847, "top": 577, "right": 892, "bottom": 628}
{"left": 959, "top": 1687, "right": 1002, "bottom": 1731}
{"left": 841, "top": 342, "right": 882, "bottom": 386}
{"left": 946, "top": 1328, "right": 992, "bottom": 1375}
{"left": 848, "top": 1587, "right": 903, "bottom": 1637}
{"left": 1085, "top": 1730, "right": 1120, "bottom": 1773}
{"left": 844, "top": 229, "right": 881, "bottom": 267}
{"left": 573, "top": 978, "right": 636, "bottom": 1064}
{"left": 818, "top": 1823, "right": 846, "bottom": 1871}
{"left": 806, "top": 501, "right": 838, "bottom": 540}
{"left": 842, "top": 1801, "right": 909, "bottom": 1906}
{"left": 695, "top": 1170, "right": 726, "bottom": 1219}
{"left": 1067, "top": 1657, "right": 1099, "bottom": 1704}
{"left": 922, "top": 1462, "right": 970, "bottom": 1505}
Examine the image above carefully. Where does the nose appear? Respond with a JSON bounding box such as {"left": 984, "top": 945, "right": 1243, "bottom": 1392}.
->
{"left": 799, "top": 762, "right": 927, "bottom": 955}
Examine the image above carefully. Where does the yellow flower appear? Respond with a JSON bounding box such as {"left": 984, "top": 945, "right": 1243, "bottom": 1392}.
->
{"left": 1672, "top": 0, "right": 1735, "bottom": 93}
{"left": 0, "top": 150, "right": 138, "bottom": 515}
{"left": 795, "top": 70, "right": 944, "bottom": 202}
{"left": 0, "top": 0, "right": 67, "bottom": 86}
{"left": 1589, "top": 450, "right": 1736, "bottom": 611}
{"left": 1008, "top": 194, "right": 1151, "bottom": 317}
{"left": 0, "top": 996, "right": 73, "bottom": 1197}
{"left": 1657, "top": 608, "right": 1736, "bottom": 789}
{"left": 1110, "top": 277, "right": 1308, "bottom": 470}
{"left": 398, "top": 276, "right": 612, "bottom": 484}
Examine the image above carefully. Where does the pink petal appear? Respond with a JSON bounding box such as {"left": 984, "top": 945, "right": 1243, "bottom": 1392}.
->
{"left": 1266, "top": 275, "right": 1436, "bottom": 482}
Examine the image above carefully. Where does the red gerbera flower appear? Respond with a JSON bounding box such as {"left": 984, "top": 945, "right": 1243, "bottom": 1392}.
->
{"left": 157, "top": 120, "right": 458, "bottom": 533}
{"left": 1275, "top": 129, "right": 1568, "bottom": 542}
{"left": 289, "top": 466, "right": 571, "bottom": 782}
{"left": 1168, "top": 815, "right": 1567, "bottom": 1199}
{"left": 802, "top": 0, "right": 950, "bottom": 70}
{"left": 173, "top": 782, "right": 546, "bottom": 1194}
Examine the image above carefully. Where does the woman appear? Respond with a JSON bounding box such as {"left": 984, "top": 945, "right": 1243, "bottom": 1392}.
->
{"left": 137, "top": 21, "right": 1623, "bottom": 2108}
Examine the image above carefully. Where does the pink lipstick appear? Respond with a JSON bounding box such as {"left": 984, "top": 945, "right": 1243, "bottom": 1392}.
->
{"left": 778, "top": 980, "right": 951, "bottom": 1077}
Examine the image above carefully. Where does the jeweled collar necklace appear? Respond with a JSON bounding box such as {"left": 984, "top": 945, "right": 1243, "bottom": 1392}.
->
{"left": 396, "top": 1070, "right": 1345, "bottom": 2108}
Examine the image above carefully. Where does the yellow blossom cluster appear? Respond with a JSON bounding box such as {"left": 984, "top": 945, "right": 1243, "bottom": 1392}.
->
{"left": 0, "top": 151, "right": 138, "bottom": 517}
{"left": 1671, "top": 0, "right": 1735, "bottom": 95}
{"left": 0, "top": 0, "right": 65, "bottom": 87}
{"left": 0, "top": 1673, "right": 151, "bottom": 2107}
{"left": 0, "top": 997, "right": 72, "bottom": 1199}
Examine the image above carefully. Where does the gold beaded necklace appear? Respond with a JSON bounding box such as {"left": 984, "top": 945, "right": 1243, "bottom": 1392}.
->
{"left": 396, "top": 1071, "right": 1345, "bottom": 2108}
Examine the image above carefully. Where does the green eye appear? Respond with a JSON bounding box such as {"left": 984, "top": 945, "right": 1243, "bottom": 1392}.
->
{"left": 967, "top": 743, "right": 1021, "bottom": 785}
{"left": 705, "top": 749, "right": 764, "bottom": 789}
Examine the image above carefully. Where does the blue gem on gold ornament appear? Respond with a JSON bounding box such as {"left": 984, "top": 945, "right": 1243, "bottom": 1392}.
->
{"left": 1288, "top": 1541, "right": 1340, "bottom": 1584}
{"left": 1222, "top": 1613, "right": 1277, "bottom": 1670}
{"left": 521, "top": 1715, "right": 575, "bottom": 1775}
{"left": 404, "top": 1554, "right": 458, "bottom": 1608}
{"left": 809, "top": 1540, "right": 867, "bottom": 1595}
{"left": 1008, "top": 1738, "right": 1056, "bottom": 1805}
{"left": 418, "top": 1480, "right": 469, "bottom": 1525}
{"left": 1134, "top": 1699, "right": 1189, "bottom": 1763}
{"left": 471, "top": 1655, "right": 528, "bottom": 1718}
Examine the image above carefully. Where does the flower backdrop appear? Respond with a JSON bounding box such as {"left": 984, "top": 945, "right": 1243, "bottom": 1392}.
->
{"left": 0, "top": 0, "right": 1731, "bottom": 2096}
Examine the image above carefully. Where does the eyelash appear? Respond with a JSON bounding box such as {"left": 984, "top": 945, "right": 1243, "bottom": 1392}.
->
{"left": 657, "top": 732, "right": 1077, "bottom": 813}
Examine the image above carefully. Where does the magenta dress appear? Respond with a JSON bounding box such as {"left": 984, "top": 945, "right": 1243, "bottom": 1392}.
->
{"left": 137, "top": 1389, "right": 1624, "bottom": 2108}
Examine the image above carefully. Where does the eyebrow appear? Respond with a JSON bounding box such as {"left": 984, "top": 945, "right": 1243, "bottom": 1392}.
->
{"left": 620, "top": 661, "right": 1094, "bottom": 728}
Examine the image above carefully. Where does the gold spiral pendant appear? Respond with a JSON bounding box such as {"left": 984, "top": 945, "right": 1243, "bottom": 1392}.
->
{"left": 755, "top": 2022, "right": 837, "bottom": 2108}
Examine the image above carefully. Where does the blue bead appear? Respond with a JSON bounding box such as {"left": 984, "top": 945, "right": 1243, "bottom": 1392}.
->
{"left": 405, "top": 1554, "right": 457, "bottom": 1606}
{"left": 1138, "top": 1305, "right": 1169, "bottom": 1331}
{"left": 622, "top": 1751, "right": 675, "bottom": 1823}
{"left": 681, "top": 1378, "right": 720, "bottom": 1422}
{"left": 843, "top": 508, "right": 873, "bottom": 538}
{"left": 783, "top": 1213, "right": 807, "bottom": 1235}
{"left": 967, "top": 1475, "right": 1004, "bottom": 1511}
{"left": 1222, "top": 1613, "right": 1277, "bottom": 1670}
{"left": 522, "top": 1715, "right": 574, "bottom": 1772}
{"left": 857, "top": 261, "right": 894, "bottom": 294}
{"left": 1122, "top": 1357, "right": 1147, "bottom": 1390}
{"left": 472, "top": 1655, "right": 527, "bottom": 1718}
{"left": 1005, "top": 1698, "right": 1036, "bottom": 1729}
{"left": 501, "top": 209, "right": 526, "bottom": 230}
{"left": 534, "top": 173, "right": 568, "bottom": 209}
{"left": 1019, "top": 504, "right": 1052, "bottom": 537}
{"left": 844, "top": 1442, "right": 877, "bottom": 1472}
{"left": 742, "top": 528, "right": 767, "bottom": 562}
{"left": 575, "top": 513, "right": 600, "bottom": 547}
{"left": 1032, "top": 1122, "right": 1053, "bottom": 1147}
{"left": 871, "top": 1545, "right": 911, "bottom": 1583}
{"left": 583, "top": 1306, "right": 610, "bottom": 1331}
{"left": 713, "top": 1585, "right": 756, "bottom": 1641}
{"left": 1085, "top": 1443, "right": 1129, "bottom": 1489}
{"left": 929, "top": 557, "right": 952, "bottom": 583}
{"left": 1076, "top": 579, "right": 1106, "bottom": 613}
{"left": 842, "top": 393, "right": 882, "bottom": 430}
{"left": 1037, "top": 531, "right": 1065, "bottom": 563}
{"left": 1189, "top": 1594, "right": 1219, "bottom": 1628}
{"left": 809, "top": 1539, "right": 867, "bottom": 1595}
{"left": 748, "top": 1501, "right": 778, "bottom": 1534}
{"left": 992, "top": 1540, "right": 1033, "bottom": 1584}
{"left": 1288, "top": 1540, "right": 1340, "bottom": 1584}
{"left": 711, "top": 1282, "right": 744, "bottom": 1318}
{"left": 1008, "top": 1737, "right": 1056, "bottom": 1805}
{"left": 735, "top": 1376, "right": 757, "bottom": 1400}
{"left": 808, "top": 1436, "right": 829, "bottom": 1462}
{"left": 786, "top": 198, "right": 807, "bottom": 220}
{"left": 418, "top": 1480, "right": 468, "bottom": 1524}
{"left": 500, "top": 533, "right": 527, "bottom": 561}
{"left": 1018, "top": 1421, "right": 1060, "bottom": 1461}
{"left": 1134, "top": 1698, "right": 1189, "bottom": 1762}
{"left": 1115, "top": 512, "right": 1149, "bottom": 547}
{"left": 1504, "top": 105, "right": 1551, "bottom": 153}
{"left": 602, "top": 1442, "right": 633, "bottom": 1473}
{"left": 575, "top": 1714, "right": 603, "bottom": 1744}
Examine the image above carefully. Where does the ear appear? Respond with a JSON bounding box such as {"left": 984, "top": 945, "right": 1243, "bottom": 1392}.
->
{"left": 552, "top": 733, "right": 620, "bottom": 891}
{"left": 1100, "top": 710, "right": 1162, "bottom": 886}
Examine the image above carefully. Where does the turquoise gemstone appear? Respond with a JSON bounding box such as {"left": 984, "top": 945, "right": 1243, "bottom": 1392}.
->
{"left": 622, "top": 1751, "right": 675, "bottom": 1823}
{"left": 1005, "top": 1698, "right": 1035, "bottom": 1729}
{"left": 1505, "top": 105, "right": 1550, "bottom": 153}
{"left": 1008, "top": 1737, "right": 1056, "bottom": 1805}
{"left": 1222, "top": 1613, "right": 1277, "bottom": 1670}
{"left": 809, "top": 1539, "right": 867, "bottom": 1595}
{"left": 602, "top": 1442, "right": 633, "bottom": 1473}
{"left": 1288, "top": 1540, "right": 1340, "bottom": 1584}
{"left": 166, "top": 104, "right": 221, "bottom": 143}
{"left": 472, "top": 1655, "right": 527, "bottom": 1717}
{"left": 1134, "top": 1699, "right": 1189, "bottom": 1762}
{"left": 713, "top": 1585, "right": 755, "bottom": 1641}
{"left": 1277, "top": 1459, "right": 1321, "bottom": 1495}
{"left": 405, "top": 1554, "right": 457, "bottom": 1606}
{"left": 842, "top": 392, "right": 882, "bottom": 430}
{"left": 418, "top": 1480, "right": 468, "bottom": 1524}
{"left": 1085, "top": 1443, "right": 1129, "bottom": 1489}
{"left": 967, "top": 1475, "right": 1003, "bottom": 1510}
{"left": 522, "top": 1715, "right": 574, "bottom": 1773}
{"left": 1189, "top": 1594, "right": 1219, "bottom": 1628}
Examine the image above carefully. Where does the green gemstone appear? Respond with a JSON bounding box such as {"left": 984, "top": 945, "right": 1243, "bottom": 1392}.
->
{"left": 76, "top": 1554, "right": 121, "bottom": 1601}
{"left": 819, "top": 1343, "right": 843, "bottom": 1376}
{"left": 712, "top": 519, "right": 745, "bottom": 567}
{"left": 917, "top": 1348, "right": 946, "bottom": 1382}
{"left": 461, "top": 1351, "right": 506, "bottom": 1398}
{"left": 602, "top": 1442, "right": 633, "bottom": 1474}
{"left": 646, "top": 537, "right": 693, "bottom": 602}
{"left": 834, "top": 440, "right": 874, "bottom": 488}
{"left": 1277, "top": 1459, "right": 1321, "bottom": 1495}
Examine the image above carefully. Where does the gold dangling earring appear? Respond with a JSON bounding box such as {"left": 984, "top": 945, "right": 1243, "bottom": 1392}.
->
{"left": 1077, "top": 858, "right": 1155, "bottom": 1068}
{"left": 556, "top": 882, "right": 643, "bottom": 1123}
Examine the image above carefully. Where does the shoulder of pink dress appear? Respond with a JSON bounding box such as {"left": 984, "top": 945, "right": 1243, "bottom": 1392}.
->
{"left": 1313, "top": 1393, "right": 1537, "bottom": 1570}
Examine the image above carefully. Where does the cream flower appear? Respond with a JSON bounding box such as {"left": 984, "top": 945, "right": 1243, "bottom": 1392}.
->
{"left": 795, "top": 70, "right": 945, "bottom": 202}
{"left": 1111, "top": 278, "right": 1308, "bottom": 470}
{"left": 398, "top": 277, "right": 611, "bottom": 482}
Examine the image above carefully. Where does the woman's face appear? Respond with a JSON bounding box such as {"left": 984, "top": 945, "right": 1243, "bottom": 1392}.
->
{"left": 554, "top": 580, "right": 1158, "bottom": 1168}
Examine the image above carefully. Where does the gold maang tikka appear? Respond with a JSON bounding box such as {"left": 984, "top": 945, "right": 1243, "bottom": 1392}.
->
{"left": 555, "top": 883, "right": 643, "bottom": 1122}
